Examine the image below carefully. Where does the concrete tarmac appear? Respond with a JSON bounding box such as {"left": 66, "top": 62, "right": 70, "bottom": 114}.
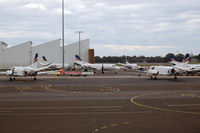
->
{"left": 0, "top": 74, "right": 200, "bottom": 133}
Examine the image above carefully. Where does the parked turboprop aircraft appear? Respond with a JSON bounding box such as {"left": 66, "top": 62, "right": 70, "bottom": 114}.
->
{"left": 171, "top": 53, "right": 200, "bottom": 73}
{"left": 147, "top": 66, "right": 184, "bottom": 79}
{"left": 41, "top": 56, "right": 69, "bottom": 70}
{"left": 74, "top": 55, "right": 120, "bottom": 74}
{"left": 118, "top": 58, "right": 141, "bottom": 71}
{"left": 0, "top": 53, "right": 51, "bottom": 81}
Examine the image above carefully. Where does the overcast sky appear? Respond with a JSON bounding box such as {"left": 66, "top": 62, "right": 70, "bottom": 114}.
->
{"left": 0, "top": 0, "right": 200, "bottom": 57}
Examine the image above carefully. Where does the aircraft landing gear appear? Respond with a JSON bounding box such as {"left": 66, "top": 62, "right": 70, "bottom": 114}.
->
{"left": 154, "top": 76, "right": 158, "bottom": 80}
{"left": 174, "top": 76, "right": 177, "bottom": 79}
{"left": 9, "top": 77, "right": 13, "bottom": 81}
{"left": 34, "top": 76, "right": 37, "bottom": 80}
{"left": 150, "top": 76, "right": 157, "bottom": 80}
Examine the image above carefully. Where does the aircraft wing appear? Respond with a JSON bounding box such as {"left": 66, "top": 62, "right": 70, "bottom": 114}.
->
{"left": 89, "top": 66, "right": 99, "bottom": 71}
{"left": 32, "top": 64, "right": 54, "bottom": 72}
{"left": 37, "top": 71, "right": 60, "bottom": 75}
{"left": 116, "top": 63, "right": 125, "bottom": 67}
{"left": 40, "top": 62, "right": 53, "bottom": 67}
{"left": 173, "top": 66, "right": 188, "bottom": 71}
{"left": 0, "top": 71, "right": 8, "bottom": 75}
{"left": 74, "top": 62, "right": 82, "bottom": 66}
{"left": 0, "top": 70, "right": 12, "bottom": 76}
{"left": 74, "top": 61, "right": 88, "bottom": 66}
{"left": 187, "top": 66, "right": 200, "bottom": 72}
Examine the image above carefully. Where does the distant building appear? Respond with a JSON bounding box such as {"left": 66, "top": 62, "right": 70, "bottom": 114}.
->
{"left": 0, "top": 39, "right": 92, "bottom": 69}
{"left": 88, "top": 49, "right": 95, "bottom": 64}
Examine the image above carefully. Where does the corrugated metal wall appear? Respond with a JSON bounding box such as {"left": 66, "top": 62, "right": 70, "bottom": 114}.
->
{"left": 32, "top": 39, "right": 61, "bottom": 65}
{"left": 0, "top": 39, "right": 90, "bottom": 69}
{"left": 65, "top": 39, "right": 89, "bottom": 65}
{"left": 0, "top": 41, "right": 32, "bottom": 69}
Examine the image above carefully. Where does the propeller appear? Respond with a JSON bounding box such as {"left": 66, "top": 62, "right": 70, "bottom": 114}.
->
{"left": 102, "top": 64, "right": 104, "bottom": 74}
{"left": 169, "top": 68, "right": 176, "bottom": 74}
{"left": 11, "top": 67, "right": 15, "bottom": 76}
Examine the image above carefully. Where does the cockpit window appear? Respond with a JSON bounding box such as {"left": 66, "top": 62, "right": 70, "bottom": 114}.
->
{"left": 151, "top": 67, "right": 155, "bottom": 70}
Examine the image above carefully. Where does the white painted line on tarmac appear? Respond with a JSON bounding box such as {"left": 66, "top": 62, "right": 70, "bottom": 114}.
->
{"left": 0, "top": 111, "right": 150, "bottom": 116}
{"left": 0, "top": 106, "right": 124, "bottom": 110}
{"left": 167, "top": 104, "right": 200, "bottom": 107}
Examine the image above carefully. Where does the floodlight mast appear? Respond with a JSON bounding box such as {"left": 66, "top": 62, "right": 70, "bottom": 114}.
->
{"left": 75, "top": 31, "right": 84, "bottom": 57}
{"left": 62, "top": 0, "right": 65, "bottom": 75}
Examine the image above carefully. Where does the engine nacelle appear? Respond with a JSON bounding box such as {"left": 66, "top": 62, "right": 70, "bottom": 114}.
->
{"left": 169, "top": 68, "right": 177, "bottom": 74}
{"left": 23, "top": 68, "right": 33, "bottom": 76}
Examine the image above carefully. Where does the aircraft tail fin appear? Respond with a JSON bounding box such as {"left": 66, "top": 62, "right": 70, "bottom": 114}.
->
{"left": 182, "top": 53, "right": 190, "bottom": 63}
{"left": 42, "top": 56, "right": 47, "bottom": 62}
{"left": 171, "top": 56, "right": 177, "bottom": 62}
{"left": 75, "top": 55, "right": 82, "bottom": 61}
{"left": 40, "top": 56, "right": 53, "bottom": 66}
{"left": 34, "top": 53, "right": 38, "bottom": 63}
{"left": 170, "top": 56, "right": 179, "bottom": 66}
{"left": 29, "top": 53, "right": 39, "bottom": 68}
{"left": 125, "top": 58, "right": 129, "bottom": 64}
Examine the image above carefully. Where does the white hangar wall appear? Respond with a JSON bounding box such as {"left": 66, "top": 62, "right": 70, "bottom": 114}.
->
{"left": 32, "top": 39, "right": 61, "bottom": 64}
{"left": 0, "top": 41, "right": 32, "bottom": 69}
{"left": 0, "top": 39, "right": 90, "bottom": 69}
{"left": 0, "top": 41, "right": 8, "bottom": 69}
{"left": 65, "top": 39, "right": 89, "bottom": 65}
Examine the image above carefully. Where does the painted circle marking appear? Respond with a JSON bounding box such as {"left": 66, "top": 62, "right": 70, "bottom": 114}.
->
{"left": 131, "top": 93, "right": 200, "bottom": 115}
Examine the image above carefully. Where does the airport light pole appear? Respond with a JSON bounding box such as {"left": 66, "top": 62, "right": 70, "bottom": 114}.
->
{"left": 62, "top": 0, "right": 65, "bottom": 75}
{"left": 75, "top": 31, "right": 84, "bottom": 57}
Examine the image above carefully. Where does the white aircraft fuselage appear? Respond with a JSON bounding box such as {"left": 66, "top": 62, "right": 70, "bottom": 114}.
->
{"left": 87, "top": 63, "right": 120, "bottom": 71}
{"left": 125, "top": 63, "right": 139, "bottom": 70}
{"left": 75, "top": 60, "right": 120, "bottom": 73}
{"left": 147, "top": 66, "right": 183, "bottom": 79}
{"left": 49, "top": 63, "right": 69, "bottom": 69}
{"left": 7, "top": 66, "right": 38, "bottom": 77}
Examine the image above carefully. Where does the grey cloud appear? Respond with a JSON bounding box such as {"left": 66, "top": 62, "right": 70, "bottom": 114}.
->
{"left": 0, "top": 0, "right": 199, "bottom": 56}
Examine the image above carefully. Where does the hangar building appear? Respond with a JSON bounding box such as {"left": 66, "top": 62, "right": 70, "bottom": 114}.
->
{"left": 0, "top": 39, "right": 91, "bottom": 69}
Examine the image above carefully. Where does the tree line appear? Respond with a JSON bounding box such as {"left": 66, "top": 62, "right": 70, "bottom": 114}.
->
{"left": 95, "top": 53, "right": 200, "bottom": 63}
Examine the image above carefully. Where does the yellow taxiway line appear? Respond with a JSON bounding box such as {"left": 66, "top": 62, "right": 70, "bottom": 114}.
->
{"left": 131, "top": 93, "right": 200, "bottom": 115}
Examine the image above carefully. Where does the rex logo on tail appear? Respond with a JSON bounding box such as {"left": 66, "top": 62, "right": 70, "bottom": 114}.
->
{"left": 171, "top": 53, "right": 190, "bottom": 66}
{"left": 74, "top": 55, "right": 88, "bottom": 66}
{"left": 75, "top": 55, "right": 82, "bottom": 61}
